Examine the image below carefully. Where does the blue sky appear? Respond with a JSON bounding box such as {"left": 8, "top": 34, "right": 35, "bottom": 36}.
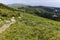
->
{"left": 0, "top": 0, "right": 60, "bottom": 7}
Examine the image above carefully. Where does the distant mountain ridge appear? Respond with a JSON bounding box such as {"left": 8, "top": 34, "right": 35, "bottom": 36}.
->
{"left": 8, "top": 3, "right": 29, "bottom": 7}
{"left": 28, "top": 6, "right": 60, "bottom": 13}
{"left": 8, "top": 3, "right": 60, "bottom": 13}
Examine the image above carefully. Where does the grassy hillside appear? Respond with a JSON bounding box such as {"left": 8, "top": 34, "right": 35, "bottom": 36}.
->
{"left": 0, "top": 13, "right": 60, "bottom": 40}
{"left": 10, "top": 6, "right": 60, "bottom": 21}
{"left": 0, "top": 3, "right": 60, "bottom": 40}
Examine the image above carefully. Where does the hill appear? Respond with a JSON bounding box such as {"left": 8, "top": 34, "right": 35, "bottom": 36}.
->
{"left": 0, "top": 3, "right": 60, "bottom": 40}
{"left": 29, "top": 6, "right": 60, "bottom": 13}
{"left": 0, "top": 13, "right": 60, "bottom": 40}
{"left": 0, "top": 3, "right": 19, "bottom": 20}
{"left": 8, "top": 4, "right": 60, "bottom": 13}
{"left": 8, "top": 3, "right": 29, "bottom": 7}
{"left": 10, "top": 5, "right": 60, "bottom": 21}
{"left": 8, "top": 3, "right": 29, "bottom": 9}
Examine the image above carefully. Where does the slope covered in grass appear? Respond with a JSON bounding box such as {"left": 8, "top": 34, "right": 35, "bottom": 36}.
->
{"left": 0, "top": 13, "right": 60, "bottom": 40}
{"left": 0, "top": 3, "right": 18, "bottom": 19}
{"left": 0, "top": 3, "right": 60, "bottom": 40}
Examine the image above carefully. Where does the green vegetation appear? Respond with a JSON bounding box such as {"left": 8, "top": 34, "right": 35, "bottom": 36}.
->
{"left": 0, "top": 3, "right": 60, "bottom": 40}
{"left": 15, "top": 6, "right": 60, "bottom": 21}
{"left": 0, "top": 13, "right": 60, "bottom": 40}
{"left": 0, "top": 21, "right": 5, "bottom": 27}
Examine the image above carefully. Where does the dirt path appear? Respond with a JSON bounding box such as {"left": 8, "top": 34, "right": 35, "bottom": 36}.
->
{"left": 0, "top": 22, "right": 14, "bottom": 33}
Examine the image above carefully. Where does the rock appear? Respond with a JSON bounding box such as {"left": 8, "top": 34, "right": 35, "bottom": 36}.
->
{"left": 5, "top": 20, "right": 11, "bottom": 24}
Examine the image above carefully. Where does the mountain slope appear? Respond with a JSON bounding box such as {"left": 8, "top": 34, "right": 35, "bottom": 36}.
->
{"left": 0, "top": 13, "right": 60, "bottom": 40}
{"left": 0, "top": 3, "right": 19, "bottom": 20}
{"left": 0, "top": 3, "right": 60, "bottom": 40}
{"left": 15, "top": 5, "right": 60, "bottom": 21}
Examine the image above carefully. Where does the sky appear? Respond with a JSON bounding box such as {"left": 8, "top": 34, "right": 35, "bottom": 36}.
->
{"left": 0, "top": 0, "right": 60, "bottom": 7}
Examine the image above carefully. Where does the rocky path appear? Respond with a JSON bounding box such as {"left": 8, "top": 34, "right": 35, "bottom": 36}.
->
{"left": 0, "top": 17, "right": 16, "bottom": 33}
{"left": 0, "top": 22, "right": 14, "bottom": 33}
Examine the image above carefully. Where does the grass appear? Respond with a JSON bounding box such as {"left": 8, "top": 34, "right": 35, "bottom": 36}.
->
{"left": 0, "top": 4, "right": 60, "bottom": 40}
{"left": 0, "top": 13, "right": 60, "bottom": 40}
{"left": 0, "top": 21, "right": 5, "bottom": 27}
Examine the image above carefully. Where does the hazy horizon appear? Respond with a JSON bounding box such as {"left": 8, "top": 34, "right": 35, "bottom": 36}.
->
{"left": 0, "top": 0, "right": 60, "bottom": 7}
